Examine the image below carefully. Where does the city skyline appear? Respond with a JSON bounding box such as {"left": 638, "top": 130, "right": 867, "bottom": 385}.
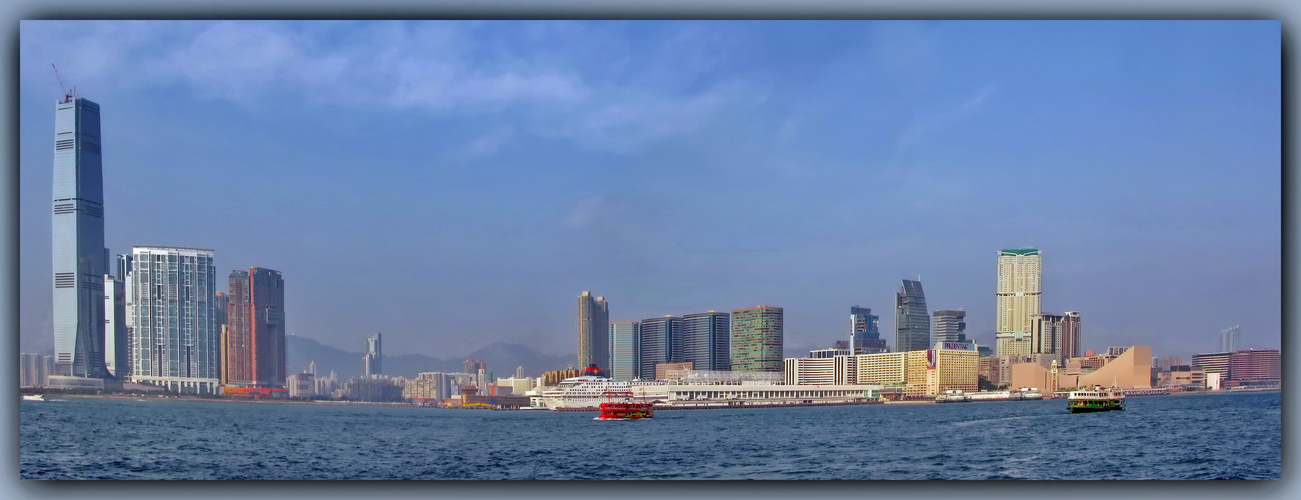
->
{"left": 17, "top": 21, "right": 1281, "bottom": 364}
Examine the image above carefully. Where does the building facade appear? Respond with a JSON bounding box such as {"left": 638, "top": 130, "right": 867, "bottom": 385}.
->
{"left": 129, "top": 246, "right": 220, "bottom": 394}
{"left": 1030, "top": 313, "right": 1066, "bottom": 363}
{"left": 52, "top": 96, "right": 109, "bottom": 379}
{"left": 996, "top": 248, "right": 1042, "bottom": 356}
{"left": 224, "top": 268, "right": 286, "bottom": 388}
{"left": 638, "top": 315, "right": 683, "bottom": 379}
{"left": 682, "top": 311, "right": 730, "bottom": 371}
{"left": 103, "top": 275, "right": 127, "bottom": 378}
{"left": 895, "top": 280, "right": 930, "bottom": 352}
{"left": 931, "top": 309, "right": 967, "bottom": 345}
{"left": 577, "top": 291, "right": 610, "bottom": 370}
{"left": 1229, "top": 349, "right": 1280, "bottom": 382}
{"left": 1191, "top": 352, "right": 1232, "bottom": 380}
{"left": 730, "top": 306, "right": 783, "bottom": 372}
{"left": 609, "top": 321, "right": 640, "bottom": 381}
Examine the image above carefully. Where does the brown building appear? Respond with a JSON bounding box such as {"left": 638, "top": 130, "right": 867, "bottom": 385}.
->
{"left": 1229, "top": 349, "right": 1280, "bottom": 382}
{"left": 224, "top": 268, "right": 286, "bottom": 389}
{"left": 655, "top": 362, "right": 694, "bottom": 381}
{"left": 543, "top": 368, "right": 582, "bottom": 386}
{"left": 1016, "top": 345, "right": 1153, "bottom": 391}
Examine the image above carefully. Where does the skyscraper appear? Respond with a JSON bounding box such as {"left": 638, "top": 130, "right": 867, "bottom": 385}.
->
{"left": 103, "top": 275, "right": 127, "bottom": 378}
{"left": 52, "top": 96, "right": 109, "bottom": 378}
{"left": 609, "top": 321, "right": 640, "bottom": 381}
{"left": 577, "top": 291, "right": 610, "bottom": 370}
{"left": 364, "top": 333, "right": 382, "bottom": 377}
{"left": 1220, "top": 326, "right": 1241, "bottom": 353}
{"left": 1030, "top": 313, "right": 1067, "bottom": 363}
{"left": 638, "top": 315, "right": 683, "bottom": 379}
{"left": 932, "top": 310, "right": 967, "bottom": 345}
{"left": 850, "top": 306, "right": 886, "bottom": 354}
{"left": 129, "top": 246, "right": 219, "bottom": 394}
{"left": 682, "top": 311, "right": 730, "bottom": 371}
{"left": 224, "top": 268, "right": 286, "bottom": 388}
{"left": 1061, "top": 311, "right": 1082, "bottom": 359}
{"left": 895, "top": 280, "right": 930, "bottom": 352}
{"left": 996, "top": 248, "right": 1042, "bottom": 336}
{"left": 730, "top": 306, "right": 783, "bottom": 372}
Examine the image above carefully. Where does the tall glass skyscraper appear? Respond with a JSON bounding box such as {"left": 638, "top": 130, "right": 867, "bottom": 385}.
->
{"left": 52, "top": 96, "right": 109, "bottom": 378}
{"left": 682, "top": 311, "right": 730, "bottom": 371}
{"left": 577, "top": 291, "right": 609, "bottom": 370}
{"left": 895, "top": 280, "right": 930, "bottom": 352}
{"left": 365, "top": 332, "right": 382, "bottom": 377}
{"left": 638, "top": 315, "right": 682, "bottom": 379}
{"left": 609, "top": 321, "right": 640, "bottom": 381}
{"left": 129, "top": 246, "right": 219, "bottom": 394}
{"left": 1220, "top": 326, "right": 1241, "bottom": 353}
{"left": 730, "top": 306, "right": 783, "bottom": 372}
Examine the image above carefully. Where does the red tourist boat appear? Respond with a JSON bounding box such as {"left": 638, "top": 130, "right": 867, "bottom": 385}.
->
{"left": 597, "top": 391, "right": 654, "bottom": 420}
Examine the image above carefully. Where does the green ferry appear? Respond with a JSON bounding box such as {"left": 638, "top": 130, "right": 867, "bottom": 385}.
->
{"left": 1066, "top": 387, "right": 1125, "bottom": 413}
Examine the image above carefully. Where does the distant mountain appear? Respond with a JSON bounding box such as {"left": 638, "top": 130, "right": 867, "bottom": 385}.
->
{"left": 285, "top": 335, "right": 573, "bottom": 380}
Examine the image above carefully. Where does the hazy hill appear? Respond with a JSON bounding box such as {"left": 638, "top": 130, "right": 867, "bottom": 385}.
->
{"left": 285, "top": 335, "right": 572, "bottom": 380}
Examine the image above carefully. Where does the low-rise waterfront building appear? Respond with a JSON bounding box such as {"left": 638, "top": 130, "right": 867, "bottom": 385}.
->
{"left": 1229, "top": 349, "right": 1280, "bottom": 382}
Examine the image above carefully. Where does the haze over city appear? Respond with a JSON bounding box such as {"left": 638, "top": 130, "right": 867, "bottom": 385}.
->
{"left": 17, "top": 20, "right": 1280, "bottom": 364}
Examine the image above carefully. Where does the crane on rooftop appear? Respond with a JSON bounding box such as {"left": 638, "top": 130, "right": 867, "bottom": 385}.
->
{"left": 51, "top": 63, "right": 75, "bottom": 103}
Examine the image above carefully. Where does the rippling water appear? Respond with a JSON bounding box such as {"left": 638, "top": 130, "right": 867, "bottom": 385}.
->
{"left": 19, "top": 391, "right": 1280, "bottom": 480}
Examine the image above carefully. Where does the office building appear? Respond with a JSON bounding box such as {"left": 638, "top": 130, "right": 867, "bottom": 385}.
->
{"left": 287, "top": 372, "right": 316, "bottom": 399}
{"left": 730, "top": 305, "right": 783, "bottom": 372}
{"left": 639, "top": 315, "right": 683, "bottom": 379}
{"left": 1229, "top": 349, "right": 1280, "bottom": 382}
{"left": 20, "top": 353, "right": 55, "bottom": 388}
{"left": 577, "top": 291, "right": 609, "bottom": 370}
{"left": 1061, "top": 311, "right": 1082, "bottom": 360}
{"left": 224, "top": 268, "right": 286, "bottom": 388}
{"left": 364, "top": 333, "right": 382, "bottom": 377}
{"left": 52, "top": 96, "right": 109, "bottom": 379}
{"left": 931, "top": 309, "right": 967, "bottom": 345}
{"left": 1220, "top": 326, "right": 1241, "bottom": 353}
{"left": 609, "top": 321, "right": 640, "bottom": 381}
{"left": 129, "top": 246, "right": 220, "bottom": 394}
{"left": 996, "top": 332, "right": 1032, "bottom": 357}
{"left": 1191, "top": 352, "right": 1232, "bottom": 380}
{"left": 682, "top": 311, "right": 730, "bottom": 371}
{"left": 996, "top": 248, "right": 1042, "bottom": 356}
{"left": 103, "top": 275, "right": 127, "bottom": 378}
{"left": 895, "top": 280, "right": 930, "bottom": 352}
{"left": 850, "top": 306, "right": 886, "bottom": 354}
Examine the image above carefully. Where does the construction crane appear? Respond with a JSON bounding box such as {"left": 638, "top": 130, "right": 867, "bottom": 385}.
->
{"left": 51, "top": 63, "right": 74, "bottom": 103}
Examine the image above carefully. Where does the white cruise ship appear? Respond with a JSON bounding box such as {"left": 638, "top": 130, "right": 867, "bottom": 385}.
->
{"left": 540, "top": 376, "right": 668, "bottom": 410}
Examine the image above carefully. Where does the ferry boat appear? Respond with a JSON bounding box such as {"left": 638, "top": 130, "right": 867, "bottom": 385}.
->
{"left": 21, "top": 394, "right": 44, "bottom": 402}
{"left": 935, "top": 389, "right": 970, "bottom": 403}
{"left": 1067, "top": 387, "right": 1125, "bottom": 413}
{"left": 597, "top": 391, "right": 653, "bottom": 420}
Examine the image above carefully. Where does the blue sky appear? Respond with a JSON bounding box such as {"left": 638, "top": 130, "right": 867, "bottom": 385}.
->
{"left": 18, "top": 21, "right": 1280, "bottom": 364}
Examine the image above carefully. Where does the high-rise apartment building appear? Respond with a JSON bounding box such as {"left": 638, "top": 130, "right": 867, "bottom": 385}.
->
{"left": 129, "top": 246, "right": 219, "bottom": 394}
{"left": 730, "top": 306, "right": 783, "bottom": 372}
{"left": 52, "top": 96, "right": 109, "bottom": 378}
{"left": 682, "top": 311, "right": 730, "bottom": 371}
{"left": 577, "top": 291, "right": 610, "bottom": 370}
{"left": 609, "top": 321, "right": 640, "bottom": 381}
{"left": 931, "top": 310, "right": 967, "bottom": 345}
{"left": 850, "top": 306, "right": 886, "bottom": 354}
{"left": 103, "top": 275, "right": 127, "bottom": 378}
{"left": 895, "top": 280, "right": 930, "bottom": 352}
{"left": 1061, "top": 311, "right": 1082, "bottom": 360}
{"left": 224, "top": 268, "right": 286, "bottom": 388}
{"left": 1030, "top": 313, "right": 1067, "bottom": 363}
{"left": 364, "top": 333, "right": 382, "bottom": 377}
{"left": 1220, "top": 326, "right": 1241, "bottom": 353}
{"left": 996, "top": 248, "right": 1042, "bottom": 356}
{"left": 639, "top": 316, "right": 683, "bottom": 379}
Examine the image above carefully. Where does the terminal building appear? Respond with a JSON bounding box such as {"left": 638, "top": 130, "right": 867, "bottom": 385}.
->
{"left": 784, "top": 341, "right": 978, "bottom": 399}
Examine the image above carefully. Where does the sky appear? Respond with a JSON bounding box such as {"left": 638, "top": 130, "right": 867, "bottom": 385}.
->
{"left": 17, "top": 20, "right": 1281, "bottom": 363}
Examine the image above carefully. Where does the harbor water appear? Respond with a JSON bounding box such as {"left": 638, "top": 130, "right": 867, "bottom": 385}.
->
{"left": 19, "top": 390, "right": 1280, "bottom": 480}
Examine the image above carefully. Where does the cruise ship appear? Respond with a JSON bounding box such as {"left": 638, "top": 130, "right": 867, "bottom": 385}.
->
{"left": 540, "top": 376, "right": 669, "bottom": 410}
{"left": 541, "top": 372, "right": 883, "bottom": 410}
